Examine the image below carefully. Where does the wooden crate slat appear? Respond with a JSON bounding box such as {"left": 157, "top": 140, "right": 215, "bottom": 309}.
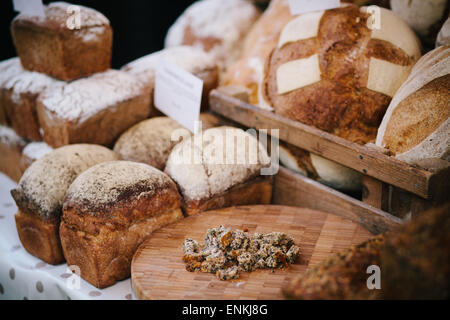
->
{"left": 273, "top": 167, "right": 403, "bottom": 235}
{"left": 210, "top": 89, "right": 434, "bottom": 199}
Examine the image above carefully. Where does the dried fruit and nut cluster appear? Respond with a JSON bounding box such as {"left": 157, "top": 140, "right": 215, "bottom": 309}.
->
{"left": 182, "top": 225, "right": 301, "bottom": 280}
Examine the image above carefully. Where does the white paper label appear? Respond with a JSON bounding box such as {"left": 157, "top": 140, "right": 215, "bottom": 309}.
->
{"left": 154, "top": 59, "right": 203, "bottom": 133}
{"left": 13, "top": 0, "right": 45, "bottom": 17}
{"left": 288, "top": 0, "right": 340, "bottom": 15}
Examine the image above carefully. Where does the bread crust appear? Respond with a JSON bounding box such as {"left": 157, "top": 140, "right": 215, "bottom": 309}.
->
{"left": 15, "top": 209, "right": 64, "bottom": 265}
{"left": 0, "top": 125, "right": 27, "bottom": 182}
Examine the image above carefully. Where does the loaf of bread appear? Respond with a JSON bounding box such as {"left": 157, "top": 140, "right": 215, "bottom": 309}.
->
{"left": 0, "top": 125, "right": 27, "bottom": 182}
{"left": 261, "top": 4, "right": 421, "bottom": 145}
{"left": 20, "top": 142, "right": 53, "bottom": 174}
{"left": 390, "top": 0, "right": 449, "bottom": 48}
{"left": 165, "top": 127, "right": 273, "bottom": 215}
{"left": 436, "top": 17, "right": 450, "bottom": 47}
{"left": 113, "top": 114, "right": 221, "bottom": 170}
{"left": 165, "top": 0, "right": 261, "bottom": 71}
{"left": 376, "top": 45, "right": 449, "bottom": 164}
{"left": 10, "top": 144, "right": 119, "bottom": 264}
{"left": 60, "top": 161, "right": 183, "bottom": 288}
{"left": 0, "top": 58, "right": 24, "bottom": 125}
{"left": 3, "top": 64, "right": 63, "bottom": 141}
{"left": 122, "top": 46, "right": 219, "bottom": 112}
{"left": 222, "top": 0, "right": 292, "bottom": 108}
{"left": 11, "top": 2, "right": 112, "bottom": 81}
{"left": 36, "top": 69, "right": 151, "bottom": 148}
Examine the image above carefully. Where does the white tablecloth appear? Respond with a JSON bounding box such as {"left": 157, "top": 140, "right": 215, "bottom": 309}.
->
{"left": 0, "top": 173, "right": 136, "bottom": 300}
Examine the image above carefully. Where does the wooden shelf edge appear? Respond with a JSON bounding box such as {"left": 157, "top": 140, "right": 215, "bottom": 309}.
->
{"left": 210, "top": 89, "right": 435, "bottom": 200}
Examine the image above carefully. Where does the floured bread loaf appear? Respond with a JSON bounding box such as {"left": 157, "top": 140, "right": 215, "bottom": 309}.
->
{"left": 376, "top": 46, "right": 450, "bottom": 164}
{"left": 165, "top": 126, "right": 273, "bottom": 215}
{"left": 390, "top": 0, "right": 449, "bottom": 48}
{"left": 3, "top": 64, "right": 63, "bottom": 141}
{"left": 10, "top": 144, "right": 119, "bottom": 264}
{"left": 0, "top": 125, "right": 27, "bottom": 182}
{"left": 11, "top": 2, "right": 112, "bottom": 81}
{"left": 113, "top": 114, "right": 221, "bottom": 170}
{"left": 122, "top": 46, "right": 219, "bottom": 111}
{"left": 60, "top": 161, "right": 183, "bottom": 288}
{"left": 165, "top": 0, "right": 261, "bottom": 71}
{"left": 262, "top": 4, "right": 421, "bottom": 145}
{"left": 37, "top": 69, "right": 151, "bottom": 148}
{"left": 222, "top": 0, "right": 292, "bottom": 108}
{"left": 20, "top": 142, "right": 53, "bottom": 174}
{"left": 0, "top": 58, "right": 24, "bottom": 125}
{"left": 436, "top": 17, "right": 450, "bottom": 47}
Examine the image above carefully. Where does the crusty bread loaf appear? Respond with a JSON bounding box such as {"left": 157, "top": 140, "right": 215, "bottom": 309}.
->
{"left": 262, "top": 4, "right": 421, "bottom": 145}
{"left": 436, "top": 17, "right": 450, "bottom": 47}
{"left": 19, "top": 142, "right": 53, "bottom": 174}
{"left": 11, "top": 2, "right": 112, "bottom": 81}
{"left": 122, "top": 46, "right": 219, "bottom": 112}
{"left": 165, "top": 127, "right": 273, "bottom": 215}
{"left": 36, "top": 69, "right": 151, "bottom": 148}
{"left": 0, "top": 58, "right": 24, "bottom": 125}
{"left": 60, "top": 161, "right": 183, "bottom": 288}
{"left": 0, "top": 125, "right": 27, "bottom": 182}
{"left": 10, "top": 144, "right": 119, "bottom": 264}
{"left": 165, "top": 0, "right": 261, "bottom": 71}
{"left": 222, "top": 0, "right": 292, "bottom": 108}
{"left": 3, "top": 65, "right": 63, "bottom": 141}
{"left": 113, "top": 114, "right": 221, "bottom": 170}
{"left": 390, "top": 0, "right": 449, "bottom": 48}
{"left": 376, "top": 46, "right": 450, "bottom": 164}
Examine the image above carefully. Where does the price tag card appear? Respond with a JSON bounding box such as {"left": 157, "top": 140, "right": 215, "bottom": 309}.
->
{"left": 288, "top": 0, "right": 340, "bottom": 15}
{"left": 13, "top": 0, "right": 45, "bottom": 17}
{"left": 154, "top": 59, "right": 203, "bottom": 133}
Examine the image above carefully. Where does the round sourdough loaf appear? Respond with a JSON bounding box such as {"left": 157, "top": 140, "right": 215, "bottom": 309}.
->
{"left": 113, "top": 114, "right": 220, "bottom": 170}
{"left": 164, "top": 0, "right": 261, "bottom": 71}
{"left": 376, "top": 46, "right": 450, "bottom": 164}
{"left": 262, "top": 4, "right": 421, "bottom": 145}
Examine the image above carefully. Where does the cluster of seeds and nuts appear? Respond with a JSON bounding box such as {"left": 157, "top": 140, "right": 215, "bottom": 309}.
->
{"left": 182, "top": 225, "right": 301, "bottom": 280}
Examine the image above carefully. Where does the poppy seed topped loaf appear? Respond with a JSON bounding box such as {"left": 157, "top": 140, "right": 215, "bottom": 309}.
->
{"left": 11, "top": 2, "right": 112, "bottom": 81}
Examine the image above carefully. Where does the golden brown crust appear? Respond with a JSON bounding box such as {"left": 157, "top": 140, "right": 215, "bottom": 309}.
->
{"left": 0, "top": 131, "right": 25, "bottom": 182}
{"left": 279, "top": 142, "right": 319, "bottom": 179}
{"left": 60, "top": 208, "right": 184, "bottom": 288}
{"left": 183, "top": 176, "right": 273, "bottom": 216}
{"left": 15, "top": 209, "right": 65, "bottom": 265}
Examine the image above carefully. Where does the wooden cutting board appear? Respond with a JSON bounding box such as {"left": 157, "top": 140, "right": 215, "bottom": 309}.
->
{"left": 131, "top": 205, "right": 373, "bottom": 300}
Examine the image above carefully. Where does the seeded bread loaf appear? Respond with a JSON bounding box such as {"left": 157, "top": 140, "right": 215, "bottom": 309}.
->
{"left": 10, "top": 144, "right": 119, "bottom": 264}
{"left": 20, "top": 142, "right": 53, "bottom": 174}
{"left": 165, "top": 127, "right": 273, "bottom": 215}
{"left": 376, "top": 45, "right": 450, "bottom": 164}
{"left": 11, "top": 2, "right": 112, "bottom": 81}
{"left": 262, "top": 4, "right": 421, "bottom": 145}
{"left": 122, "top": 46, "right": 219, "bottom": 112}
{"left": 0, "top": 125, "right": 27, "bottom": 182}
{"left": 60, "top": 161, "right": 183, "bottom": 288}
{"left": 113, "top": 114, "right": 221, "bottom": 170}
{"left": 165, "top": 0, "right": 261, "bottom": 71}
{"left": 36, "top": 69, "right": 151, "bottom": 148}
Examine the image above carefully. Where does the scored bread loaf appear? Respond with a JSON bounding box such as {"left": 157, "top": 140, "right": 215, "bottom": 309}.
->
{"left": 222, "top": 0, "right": 292, "bottom": 108}
{"left": 113, "top": 114, "right": 221, "bottom": 170}
{"left": 262, "top": 4, "right": 421, "bottom": 145}
{"left": 11, "top": 2, "right": 112, "bottom": 81}
{"left": 122, "top": 46, "right": 219, "bottom": 112}
{"left": 0, "top": 58, "right": 25, "bottom": 125}
{"left": 165, "top": 127, "right": 273, "bottom": 215}
{"left": 60, "top": 161, "right": 183, "bottom": 288}
{"left": 0, "top": 125, "right": 27, "bottom": 182}
{"left": 19, "top": 142, "right": 53, "bottom": 174}
{"left": 10, "top": 144, "right": 119, "bottom": 264}
{"left": 376, "top": 45, "right": 450, "bottom": 164}
{"left": 165, "top": 0, "right": 261, "bottom": 71}
{"left": 36, "top": 69, "right": 151, "bottom": 148}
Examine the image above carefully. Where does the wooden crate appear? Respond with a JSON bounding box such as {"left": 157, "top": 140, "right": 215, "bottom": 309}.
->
{"left": 208, "top": 86, "right": 449, "bottom": 228}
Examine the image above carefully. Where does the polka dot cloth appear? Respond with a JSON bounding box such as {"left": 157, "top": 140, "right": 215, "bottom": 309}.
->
{"left": 0, "top": 173, "right": 135, "bottom": 300}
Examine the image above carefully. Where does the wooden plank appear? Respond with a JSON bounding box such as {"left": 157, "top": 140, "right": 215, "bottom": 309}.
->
{"left": 272, "top": 166, "right": 403, "bottom": 235}
{"left": 210, "top": 89, "right": 434, "bottom": 199}
{"left": 362, "top": 176, "right": 390, "bottom": 212}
